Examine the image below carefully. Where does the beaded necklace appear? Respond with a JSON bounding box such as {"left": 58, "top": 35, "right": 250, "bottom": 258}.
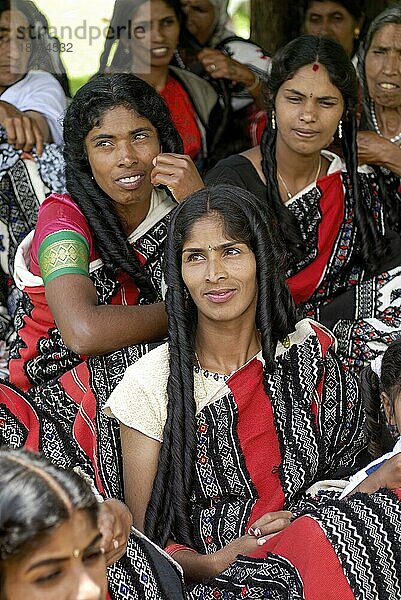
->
{"left": 370, "top": 99, "right": 401, "bottom": 144}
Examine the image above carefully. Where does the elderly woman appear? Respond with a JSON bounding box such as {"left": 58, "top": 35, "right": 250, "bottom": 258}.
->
{"left": 357, "top": 5, "right": 401, "bottom": 235}
{"left": 0, "top": 0, "right": 67, "bottom": 151}
{"left": 180, "top": 0, "right": 270, "bottom": 103}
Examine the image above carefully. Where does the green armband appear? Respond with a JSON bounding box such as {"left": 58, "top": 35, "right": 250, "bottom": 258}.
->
{"left": 38, "top": 230, "right": 90, "bottom": 286}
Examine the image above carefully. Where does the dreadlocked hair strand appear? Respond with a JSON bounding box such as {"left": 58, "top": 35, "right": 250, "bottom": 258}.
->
{"left": 340, "top": 110, "right": 388, "bottom": 273}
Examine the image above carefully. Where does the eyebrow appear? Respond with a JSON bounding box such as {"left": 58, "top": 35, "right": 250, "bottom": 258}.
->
{"left": 182, "top": 241, "right": 240, "bottom": 254}
{"left": 309, "top": 10, "right": 344, "bottom": 17}
{"left": 372, "top": 44, "right": 401, "bottom": 52}
{"left": 89, "top": 127, "right": 153, "bottom": 142}
{"left": 26, "top": 533, "right": 103, "bottom": 572}
{"left": 284, "top": 88, "right": 340, "bottom": 101}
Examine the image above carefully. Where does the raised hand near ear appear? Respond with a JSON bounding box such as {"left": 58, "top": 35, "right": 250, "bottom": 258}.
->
{"left": 151, "top": 153, "right": 204, "bottom": 203}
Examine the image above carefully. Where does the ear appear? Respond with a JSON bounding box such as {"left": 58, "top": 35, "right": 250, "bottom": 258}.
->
{"left": 381, "top": 391, "right": 395, "bottom": 425}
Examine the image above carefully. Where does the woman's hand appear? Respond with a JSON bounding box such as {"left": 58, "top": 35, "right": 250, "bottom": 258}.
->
{"left": 347, "top": 453, "right": 401, "bottom": 496}
{"left": 357, "top": 131, "right": 390, "bottom": 165}
{"left": 198, "top": 48, "right": 256, "bottom": 89}
{"left": 173, "top": 510, "right": 292, "bottom": 582}
{"left": 247, "top": 510, "right": 293, "bottom": 543}
{"left": 98, "top": 499, "right": 133, "bottom": 566}
{"left": 173, "top": 534, "right": 263, "bottom": 583}
{"left": 151, "top": 153, "right": 204, "bottom": 202}
{"left": 0, "top": 100, "right": 48, "bottom": 155}
{"left": 357, "top": 130, "right": 401, "bottom": 176}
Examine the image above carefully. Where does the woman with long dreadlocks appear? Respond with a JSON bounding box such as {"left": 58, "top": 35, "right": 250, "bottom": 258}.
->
{"left": 0, "top": 73, "right": 202, "bottom": 504}
{"left": 205, "top": 34, "right": 401, "bottom": 371}
{"left": 105, "top": 184, "right": 401, "bottom": 598}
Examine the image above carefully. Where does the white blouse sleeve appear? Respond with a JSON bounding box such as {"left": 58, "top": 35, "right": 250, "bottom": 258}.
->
{"left": 103, "top": 343, "right": 169, "bottom": 442}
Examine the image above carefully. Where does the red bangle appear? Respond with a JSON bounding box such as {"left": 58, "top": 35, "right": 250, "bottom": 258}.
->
{"left": 164, "top": 543, "right": 197, "bottom": 557}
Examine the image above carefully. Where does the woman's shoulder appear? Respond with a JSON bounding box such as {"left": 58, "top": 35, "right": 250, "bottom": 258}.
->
{"left": 104, "top": 342, "right": 170, "bottom": 441}
{"left": 111, "top": 342, "right": 170, "bottom": 394}
{"left": 169, "top": 66, "right": 218, "bottom": 122}
{"left": 276, "top": 318, "right": 337, "bottom": 359}
{"left": 32, "top": 193, "right": 93, "bottom": 258}
{"left": 205, "top": 153, "right": 257, "bottom": 183}
{"left": 169, "top": 66, "right": 217, "bottom": 96}
{"left": 37, "top": 193, "right": 86, "bottom": 224}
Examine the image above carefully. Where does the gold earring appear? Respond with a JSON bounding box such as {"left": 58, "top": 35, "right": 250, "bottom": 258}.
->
{"left": 338, "top": 120, "right": 343, "bottom": 139}
{"left": 354, "top": 27, "right": 360, "bottom": 39}
{"left": 271, "top": 110, "right": 276, "bottom": 130}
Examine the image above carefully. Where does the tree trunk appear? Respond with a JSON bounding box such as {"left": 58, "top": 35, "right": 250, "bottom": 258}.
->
{"left": 249, "top": 0, "right": 303, "bottom": 55}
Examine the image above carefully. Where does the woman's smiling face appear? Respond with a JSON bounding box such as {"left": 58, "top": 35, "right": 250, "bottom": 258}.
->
{"left": 274, "top": 63, "right": 344, "bottom": 156}
{"left": 181, "top": 213, "right": 258, "bottom": 326}
{"left": 130, "top": 0, "right": 180, "bottom": 71}
{"left": 85, "top": 104, "right": 161, "bottom": 228}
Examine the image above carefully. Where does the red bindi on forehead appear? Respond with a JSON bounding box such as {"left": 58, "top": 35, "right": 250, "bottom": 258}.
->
{"left": 312, "top": 63, "right": 320, "bottom": 72}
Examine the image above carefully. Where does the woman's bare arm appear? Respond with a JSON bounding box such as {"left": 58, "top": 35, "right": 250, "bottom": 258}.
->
{"left": 45, "top": 274, "right": 167, "bottom": 355}
{"left": 120, "top": 424, "right": 161, "bottom": 531}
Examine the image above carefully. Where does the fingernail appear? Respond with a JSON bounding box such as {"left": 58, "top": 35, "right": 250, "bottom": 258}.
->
{"left": 248, "top": 527, "right": 254, "bottom": 535}
{"left": 254, "top": 528, "right": 262, "bottom": 537}
{"left": 257, "top": 536, "right": 268, "bottom": 546}
{"left": 152, "top": 157, "right": 157, "bottom": 166}
{"left": 112, "top": 539, "right": 119, "bottom": 549}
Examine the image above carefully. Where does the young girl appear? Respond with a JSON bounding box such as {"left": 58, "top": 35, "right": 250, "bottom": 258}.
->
{"left": 340, "top": 340, "right": 401, "bottom": 497}
{"left": 0, "top": 449, "right": 108, "bottom": 600}
{"left": 0, "top": 448, "right": 186, "bottom": 600}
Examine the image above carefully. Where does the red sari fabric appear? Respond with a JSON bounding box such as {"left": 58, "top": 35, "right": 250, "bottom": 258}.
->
{"left": 160, "top": 76, "right": 202, "bottom": 160}
{"left": 267, "top": 516, "right": 355, "bottom": 600}
{"left": 189, "top": 320, "right": 365, "bottom": 557}
{"left": 6, "top": 190, "right": 173, "bottom": 500}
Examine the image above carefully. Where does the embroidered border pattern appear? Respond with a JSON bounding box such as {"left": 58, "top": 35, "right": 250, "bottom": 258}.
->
{"left": 38, "top": 230, "right": 90, "bottom": 285}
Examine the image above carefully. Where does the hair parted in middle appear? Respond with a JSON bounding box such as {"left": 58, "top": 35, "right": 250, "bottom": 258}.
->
{"left": 63, "top": 72, "right": 183, "bottom": 302}
{"left": 261, "top": 34, "right": 387, "bottom": 274}
{"left": 144, "top": 183, "right": 298, "bottom": 547}
{"left": 0, "top": 448, "right": 98, "bottom": 597}
{"left": 360, "top": 340, "right": 401, "bottom": 458}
